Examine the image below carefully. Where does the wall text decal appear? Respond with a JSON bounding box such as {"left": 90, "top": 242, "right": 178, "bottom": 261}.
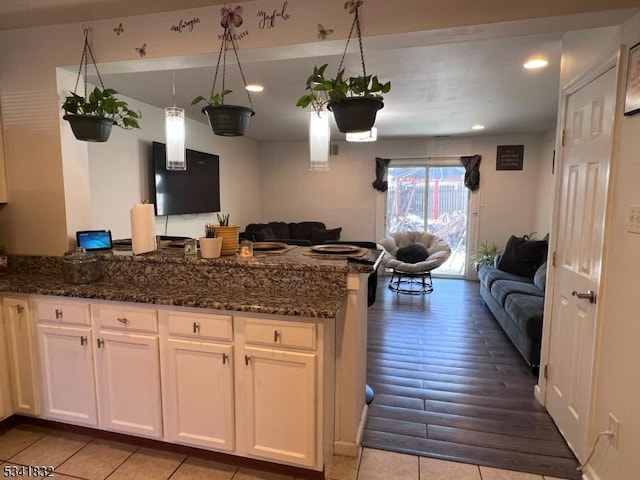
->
{"left": 257, "top": 1, "right": 291, "bottom": 30}
{"left": 171, "top": 17, "right": 201, "bottom": 34}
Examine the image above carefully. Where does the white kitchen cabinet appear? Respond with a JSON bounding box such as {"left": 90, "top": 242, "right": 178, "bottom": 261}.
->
{"left": 93, "top": 303, "right": 162, "bottom": 439}
{"left": 2, "top": 297, "right": 39, "bottom": 415}
{"left": 0, "top": 106, "right": 8, "bottom": 203}
{"left": 235, "top": 316, "right": 321, "bottom": 469}
{"left": 0, "top": 305, "right": 13, "bottom": 419}
{"left": 160, "top": 310, "right": 235, "bottom": 451}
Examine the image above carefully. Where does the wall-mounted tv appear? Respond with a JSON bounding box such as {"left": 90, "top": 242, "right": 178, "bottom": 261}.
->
{"left": 149, "top": 141, "right": 221, "bottom": 216}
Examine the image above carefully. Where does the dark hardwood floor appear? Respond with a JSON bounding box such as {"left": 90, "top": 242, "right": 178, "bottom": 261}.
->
{"left": 363, "top": 277, "right": 581, "bottom": 480}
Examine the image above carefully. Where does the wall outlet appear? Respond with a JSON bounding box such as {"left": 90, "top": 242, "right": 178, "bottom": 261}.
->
{"left": 627, "top": 206, "right": 640, "bottom": 234}
{"left": 608, "top": 413, "right": 620, "bottom": 448}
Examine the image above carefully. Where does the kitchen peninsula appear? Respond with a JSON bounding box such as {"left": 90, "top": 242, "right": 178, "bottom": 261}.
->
{"left": 0, "top": 246, "right": 382, "bottom": 476}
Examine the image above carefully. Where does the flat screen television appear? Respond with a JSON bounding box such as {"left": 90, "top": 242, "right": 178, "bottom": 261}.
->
{"left": 149, "top": 141, "right": 221, "bottom": 216}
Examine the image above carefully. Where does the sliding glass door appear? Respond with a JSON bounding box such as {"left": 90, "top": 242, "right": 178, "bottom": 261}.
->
{"left": 385, "top": 163, "right": 469, "bottom": 276}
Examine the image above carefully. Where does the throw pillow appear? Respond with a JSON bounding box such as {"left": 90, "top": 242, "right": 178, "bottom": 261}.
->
{"left": 252, "top": 226, "right": 276, "bottom": 242}
{"left": 396, "top": 244, "right": 429, "bottom": 264}
{"left": 497, "top": 235, "right": 548, "bottom": 278}
{"left": 311, "top": 227, "right": 342, "bottom": 244}
{"left": 533, "top": 262, "right": 548, "bottom": 291}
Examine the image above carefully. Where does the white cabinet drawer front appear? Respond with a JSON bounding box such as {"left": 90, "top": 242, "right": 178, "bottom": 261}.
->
{"left": 243, "top": 318, "right": 316, "bottom": 350}
{"left": 97, "top": 306, "right": 158, "bottom": 333}
{"left": 167, "top": 312, "right": 232, "bottom": 341}
{"left": 35, "top": 300, "right": 90, "bottom": 326}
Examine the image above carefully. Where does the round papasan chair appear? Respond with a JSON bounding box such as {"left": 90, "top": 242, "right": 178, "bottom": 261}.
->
{"left": 378, "top": 231, "right": 452, "bottom": 294}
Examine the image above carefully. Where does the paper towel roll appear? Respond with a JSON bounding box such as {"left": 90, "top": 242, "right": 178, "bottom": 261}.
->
{"left": 130, "top": 204, "right": 156, "bottom": 255}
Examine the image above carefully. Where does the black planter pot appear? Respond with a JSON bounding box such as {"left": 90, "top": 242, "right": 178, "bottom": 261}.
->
{"left": 63, "top": 115, "right": 115, "bottom": 142}
{"left": 202, "top": 105, "right": 255, "bottom": 137}
{"left": 328, "top": 97, "right": 384, "bottom": 133}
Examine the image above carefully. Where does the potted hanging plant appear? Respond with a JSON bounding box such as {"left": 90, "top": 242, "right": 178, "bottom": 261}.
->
{"left": 192, "top": 6, "right": 255, "bottom": 137}
{"left": 62, "top": 28, "right": 141, "bottom": 142}
{"left": 62, "top": 87, "right": 141, "bottom": 142}
{"left": 295, "top": 1, "right": 391, "bottom": 133}
{"left": 296, "top": 64, "right": 390, "bottom": 133}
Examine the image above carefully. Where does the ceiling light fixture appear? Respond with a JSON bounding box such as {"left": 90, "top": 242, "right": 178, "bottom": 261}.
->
{"left": 165, "top": 72, "right": 186, "bottom": 171}
{"left": 346, "top": 127, "right": 377, "bottom": 142}
{"left": 245, "top": 84, "right": 264, "bottom": 92}
{"left": 523, "top": 58, "right": 549, "bottom": 70}
{"left": 309, "top": 109, "right": 330, "bottom": 171}
{"left": 471, "top": 124, "right": 485, "bottom": 131}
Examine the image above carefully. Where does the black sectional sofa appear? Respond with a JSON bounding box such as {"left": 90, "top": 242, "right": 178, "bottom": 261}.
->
{"left": 242, "top": 221, "right": 342, "bottom": 245}
{"left": 478, "top": 235, "right": 548, "bottom": 371}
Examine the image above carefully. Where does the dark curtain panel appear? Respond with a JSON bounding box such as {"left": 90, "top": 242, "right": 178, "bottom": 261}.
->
{"left": 372, "top": 157, "right": 391, "bottom": 192}
{"left": 460, "top": 154, "right": 482, "bottom": 191}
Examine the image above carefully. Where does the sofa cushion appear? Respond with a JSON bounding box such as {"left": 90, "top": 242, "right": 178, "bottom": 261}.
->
{"left": 289, "top": 221, "right": 326, "bottom": 240}
{"left": 478, "top": 265, "right": 533, "bottom": 290}
{"left": 497, "top": 235, "right": 548, "bottom": 278}
{"left": 311, "top": 227, "right": 342, "bottom": 244}
{"left": 396, "top": 244, "right": 429, "bottom": 263}
{"left": 253, "top": 226, "right": 276, "bottom": 241}
{"left": 504, "top": 293, "right": 544, "bottom": 341}
{"left": 533, "top": 262, "right": 547, "bottom": 291}
{"left": 491, "top": 279, "right": 544, "bottom": 306}
{"left": 266, "top": 222, "right": 291, "bottom": 239}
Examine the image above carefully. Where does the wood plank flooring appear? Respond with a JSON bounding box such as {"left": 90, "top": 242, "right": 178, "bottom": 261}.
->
{"left": 363, "top": 277, "right": 581, "bottom": 480}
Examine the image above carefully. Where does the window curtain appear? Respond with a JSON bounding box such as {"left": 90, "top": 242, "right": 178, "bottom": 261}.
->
{"left": 460, "top": 154, "right": 481, "bottom": 192}
{"left": 372, "top": 157, "right": 391, "bottom": 192}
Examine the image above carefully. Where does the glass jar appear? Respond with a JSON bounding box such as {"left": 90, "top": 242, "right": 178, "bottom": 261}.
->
{"left": 63, "top": 247, "right": 102, "bottom": 284}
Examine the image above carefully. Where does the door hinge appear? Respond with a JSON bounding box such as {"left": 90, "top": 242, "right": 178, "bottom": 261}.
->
{"left": 544, "top": 364, "right": 549, "bottom": 379}
{"left": 561, "top": 129, "right": 566, "bottom": 147}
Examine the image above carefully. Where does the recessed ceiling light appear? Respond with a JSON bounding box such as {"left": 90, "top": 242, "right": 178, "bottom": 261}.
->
{"left": 523, "top": 58, "right": 549, "bottom": 70}
{"left": 245, "top": 84, "right": 264, "bottom": 92}
{"left": 471, "top": 124, "right": 485, "bottom": 131}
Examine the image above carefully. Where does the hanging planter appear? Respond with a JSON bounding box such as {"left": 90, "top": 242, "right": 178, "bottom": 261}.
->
{"left": 61, "top": 28, "right": 141, "bottom": 142}
{"left": 296, "top": 1, "right": 390, "bottom": 134}
{"left": 192, "top": 7, "right": 255, "bottom": 137}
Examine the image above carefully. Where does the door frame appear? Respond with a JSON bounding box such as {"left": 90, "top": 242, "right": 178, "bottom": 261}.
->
{"left": 535, "top": 49, "right": 622, "bottom": 414}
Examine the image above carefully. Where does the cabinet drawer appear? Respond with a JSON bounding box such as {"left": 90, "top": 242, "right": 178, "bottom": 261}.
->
{"left": 96, "top": 305, "right": 157, "bottom": 333}
{"left": 35, "top": 299, "right": 90, "bottom": 326}
{"left": 243, "top": 318, "right": 316, "bottom": 350}
{"left": 167, "top": 311, "right": 233, "bottom": 341}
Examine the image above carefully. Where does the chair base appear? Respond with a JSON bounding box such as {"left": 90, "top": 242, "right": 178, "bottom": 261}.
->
{"left": 388, "top": 269, "right": 434, "bottom": 295}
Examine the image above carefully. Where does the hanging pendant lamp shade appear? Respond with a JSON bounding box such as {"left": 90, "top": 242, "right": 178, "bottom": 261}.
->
{"left": 346, "top": 127, "right": 377, "bottom": 142}
{"left": 165, "top": 107, "right": 185, "bottom": 171}
{"left": 309, "top": 109, "right": 330, "bottom": 171}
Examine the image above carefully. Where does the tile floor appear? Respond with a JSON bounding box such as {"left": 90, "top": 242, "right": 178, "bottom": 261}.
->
{"left": 0, "top": 423, "right": 573, "bottom": 480}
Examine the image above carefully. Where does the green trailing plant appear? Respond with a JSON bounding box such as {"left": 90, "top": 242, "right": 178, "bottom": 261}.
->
{"left": 191, "top": 89, "right": 233, "bottom": 107}
{"left": 296, "top": 63, "right": 391, "bottom": 114}
{"left": 62, "top": 87, "right": 141, "bottom": 129}
{"left": 217, "top": 213, "right": 230, "bottom": 226}
{"left": 471, "top": 241, "right": 501, "bottom": 270}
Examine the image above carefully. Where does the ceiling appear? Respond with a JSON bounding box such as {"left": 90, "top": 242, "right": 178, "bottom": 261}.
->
{"left": 1, "top": 1, "right": 637, "bottom": 143}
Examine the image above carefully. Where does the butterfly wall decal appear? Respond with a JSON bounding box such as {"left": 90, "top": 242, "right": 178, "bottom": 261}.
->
{"left": 220, "top": 5, "right": 243, "bottom": 29}
{"left": 135, "top": 43, "right": 147, "bottom": 58}
{"left": 344, "top": 0, "right": 363, "bottom": 14}
{"left": 317, "top": 24, "right": 333, "bottom": 40}
{"left": 113, "top": 23, "right": 124, "bottom": 36}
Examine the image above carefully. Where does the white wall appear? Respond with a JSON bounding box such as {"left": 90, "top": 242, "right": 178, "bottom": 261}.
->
{"left": 87, "top": 95, "right": 260, "bottom": 241}
{"left": 586, "top": 14, "right": 640, "bottom": 480}
{"left": 533, "top": 128, "right": 557, "bottom": 237}
{"left": 259, "top": 133, "right": 550, "bottom": 250}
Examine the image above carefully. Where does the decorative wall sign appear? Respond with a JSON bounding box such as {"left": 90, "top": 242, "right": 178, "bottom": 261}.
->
{"left": 496, "top": 145, "right": 524, "bottom": 171}
{"left": 624, "top": 41, "right": 640, "bottom": 116}
{"left": 171, "top": 17, "right": 201, "bottom": 34}
{"left": 257, "top": 1, "right": 291, "bottom": 30}
{"left": 218, "top": 5, "right": 249, "bottom": 41}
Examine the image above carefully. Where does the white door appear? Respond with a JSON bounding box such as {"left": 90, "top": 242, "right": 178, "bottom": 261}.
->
{"left": 37, "top": 324, "right": 97, "bottom": 426}
{"left": 546, "top": 66, "right": 616, "bottom": 460}
{"left": 164, "top": 338, "right": 235, "bottom": 451}
{"left": 241, "top": 346, "right": 316, "bottom": 468}
{"left": 95, "top": 331, "right": 163, "bottom": 438}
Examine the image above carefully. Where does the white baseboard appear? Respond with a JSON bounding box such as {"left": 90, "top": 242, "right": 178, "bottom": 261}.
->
{"left": 333, "top": 404, "right": 368, "bottom": 458}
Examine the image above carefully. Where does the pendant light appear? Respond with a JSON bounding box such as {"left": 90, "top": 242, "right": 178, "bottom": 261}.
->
{"left": 165, "top": 72, "right": 186, "bottom": 171}
{"left": 309, "top": 109, "right": 330, "bottom": 171}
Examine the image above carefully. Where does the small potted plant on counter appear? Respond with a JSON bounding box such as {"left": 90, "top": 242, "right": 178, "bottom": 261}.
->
{"left": 211, "top": 214, "right": 240, "bottom": 255}
{"left": 62, "top": 87, "right": 141, "bottom": 142}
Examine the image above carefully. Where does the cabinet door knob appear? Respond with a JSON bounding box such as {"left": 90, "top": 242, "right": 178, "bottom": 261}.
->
{"left": 222, "top": 353, "right": 229, "bottom": 364}
{"left": 80, "top": 336, "right": 87, "bottom": 346}
{"left": 116, "top": 317, "right": 128, "bottom": 324}
{"left": 193, "top": 322, "right": 200, "bottom": 334}
{"left": 244, "top": 355, "right": 251, "bottom": 366}
{"left": 97, "top": 338, "right": 104, "bottom": 348}
{"left": 55, "top": 309, "right": 63, "bottom": 319}
{"left": 274, "top": 330, "right": 280, "bottom": 342}
{"left": 16, "top": 304, "right": 24, "bottom": 314}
